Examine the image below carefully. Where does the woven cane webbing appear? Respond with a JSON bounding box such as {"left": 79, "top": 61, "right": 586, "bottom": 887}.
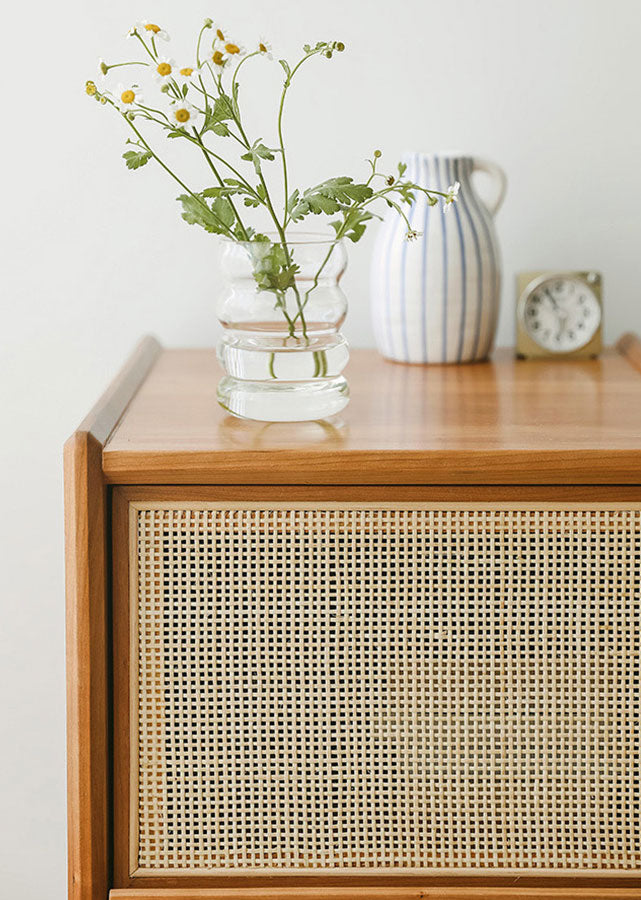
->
{"left": 133, "top": 505, "right": 641, "bottom": 872}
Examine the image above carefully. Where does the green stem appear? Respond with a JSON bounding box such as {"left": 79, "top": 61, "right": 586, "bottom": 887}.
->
{"left": 196, "top": 27, "right": 206, "bottom": 68}
{"left": 277, "top": 47, "right": 326, "bottom": 229}
{"left": 225, "top": 91, "right": 308, "bottom": 337}
{"left": 192, "top": 130, "right": 250, "bottom": 239}
{"left": 189, "top": 134, "right": 257, "bottom": 194}
{"left": 291, "top": 241, "right": 336, "bottom": 326}
{"left": 104, "top": 61, "right": 149, "bottom": 71}
{"left": 230, "top": 51, "right": 261, "bottom": 114}
{"left": 132, "top": 31, "right": 156, "bottom": 63}
{"left": 123, "top": 117, "right": 234, "bottom": 237}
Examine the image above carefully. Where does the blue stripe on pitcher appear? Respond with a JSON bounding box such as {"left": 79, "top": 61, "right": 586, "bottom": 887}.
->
{"left": 454, "top": 156, "right": 483, "bottom": 361}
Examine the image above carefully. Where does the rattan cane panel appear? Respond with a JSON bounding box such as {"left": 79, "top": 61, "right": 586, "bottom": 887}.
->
{"left": 133, "top": 505, "right": 641, "bottom": 873}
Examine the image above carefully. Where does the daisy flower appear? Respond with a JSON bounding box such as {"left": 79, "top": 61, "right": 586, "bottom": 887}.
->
{"left": 443, "top": 181, "right": 460, "bottom": 212}
{"left": 258, "top": 38, "right": 273, "bottom": 59}
{"left": 211, "top": 50, "right": 227, "bottom": 69}
{"left": 214, "top": 26, "right": 227, "bottom": 42}
{"left": 176, "top": 65, "right": 197, "bottom": 84}
{"left": 224, "top": 41, "right": 244, "bottom": 56}
{"left": 168, "top": 99, "right": 203, "bottom": 131}
{"left": 153, "top": 57, "right": 176, "bottom": 83}
{"left": 128, "top": 20, "right": 170, "bottom": 41}
{"left": 115, "top": 83, "right": 143, "bottom": 113}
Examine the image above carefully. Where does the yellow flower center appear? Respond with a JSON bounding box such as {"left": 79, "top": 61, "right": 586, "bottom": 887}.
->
{"left": 180, "top": 67, "right": 194, "bottom": 76}
{"left": 156, "top": 62, "right": 172, "bottom": 76}
{"left": 121, "top": 89, "right": 135, "bottom": 104}
{"left": 174, "top": 107, "right": 191, "bottom": 123}
{"left": 144, "top": 23, "right": 161, "bottom": 33}
{"left": 259, "top": 42, "right": 268, "bottom": 53}
{"left": 85, "top": 81, "right": 97, "bottom": 96}
{"left": 212, "top": 50, "right": 224, "bottom": 66}
{"left": 225, "top": 43, "right": 240, "bottom": 54}
{"left": 216, "top": 28, "right": 225, "bottom": 40}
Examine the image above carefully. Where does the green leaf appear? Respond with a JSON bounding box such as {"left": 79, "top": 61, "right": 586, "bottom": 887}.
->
{"left": 330, "top": 207, "right": 374, "bottom": 243}
{"left": 202, "top": 96, "right": 235, "bottom": 136}
{"left": 397, "top": 161, "right": 408, "bottom": 178}
{"left": 279, "top": 59, "right": 291, "bottom": 80}
{"left": 240, "top": 140, "right": 278, "bottom": 173}
{"left": 248, "top": 240, "right": 300, "bottom": 294}
{"left": 201, "top": 186, "right": 235, "bottom": 198}
{"left": 123, "top": 149, "right": 152, "bottom": 170}
{"left": 213, "top": 94, "right": 234, "bottom": 120}
{"left": 210, "top": 196, "right": 235, "bottom": 228}
{"left": 288, "top": 177, "right": 373, "bottom": 221}
{"left": 219, "top": 178, "right": 264, "bottom": 207}
{"left": 178, "top": 193, "right": 234, "bottom": 234}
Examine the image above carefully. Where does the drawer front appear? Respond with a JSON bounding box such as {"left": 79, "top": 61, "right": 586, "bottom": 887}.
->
{"left": 114, "top": 500, "right": 641, "bottom": 881}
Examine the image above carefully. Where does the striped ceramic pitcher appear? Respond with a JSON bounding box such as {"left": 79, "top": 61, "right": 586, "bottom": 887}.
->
{"left": 370, "top": 153, "right": 507, "bottom": 363}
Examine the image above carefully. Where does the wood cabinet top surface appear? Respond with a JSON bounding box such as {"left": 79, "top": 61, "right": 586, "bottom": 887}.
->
{"left": 101, "top": 335, "right": 641, "bottom": 485}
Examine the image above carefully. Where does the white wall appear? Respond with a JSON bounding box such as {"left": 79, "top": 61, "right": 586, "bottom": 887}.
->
{"left": 1, "top": 0, "right": 640, "bottom": 896}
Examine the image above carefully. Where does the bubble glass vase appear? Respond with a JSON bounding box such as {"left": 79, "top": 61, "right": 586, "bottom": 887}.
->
{"left": 216, "top": 235, "right": 349, "bottom": 422}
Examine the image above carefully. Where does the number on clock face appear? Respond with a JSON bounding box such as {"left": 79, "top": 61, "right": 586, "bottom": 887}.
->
{"left": 523, "top": 277, "right": 601, "bottom": 352}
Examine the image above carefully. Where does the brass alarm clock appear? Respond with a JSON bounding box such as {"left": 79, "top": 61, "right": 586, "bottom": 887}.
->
{"left": 516, "top": 271, "right": 602, "bottom": 359}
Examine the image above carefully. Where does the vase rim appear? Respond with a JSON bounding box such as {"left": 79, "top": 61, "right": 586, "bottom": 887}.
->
{"left": 402, "top": 150, "right": 474, "bottom": 160}
{"left": 222, "top": 230, "right": 342, "bottom": 247}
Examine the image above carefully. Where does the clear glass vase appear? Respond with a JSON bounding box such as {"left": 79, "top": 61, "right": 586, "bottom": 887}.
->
{"left": 216, "top": 234, "right": 350, "bottom": 421}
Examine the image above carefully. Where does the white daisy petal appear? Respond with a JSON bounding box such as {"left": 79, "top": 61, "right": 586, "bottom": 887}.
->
{"left": 168, "top": 99, "right": 203, "bottom": 131}
{"left": 138, "top": 20, "right": 170, "bottom": 41}
{"left": 443, "top": 180, "right": 461, "bottom": 212}
{"left": 175, "top": 65, "right": 197, "bottom": 85}
{"left": 258, "top": 38, "right": 273, "bottom": 59}
{"left": 153, "top": 56, "right": 176, "bottom": 83}
{"left": 115, "top": 82, "right": 144, "bottom": 113}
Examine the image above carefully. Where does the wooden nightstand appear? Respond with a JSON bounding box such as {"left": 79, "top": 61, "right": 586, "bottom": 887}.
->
{"left": 65, "top": 334, "right": 641, "bottom": 900}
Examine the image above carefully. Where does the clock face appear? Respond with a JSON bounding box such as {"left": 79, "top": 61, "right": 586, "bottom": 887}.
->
{"left": 522, "top": 277, "right": 601, "bottom": 352}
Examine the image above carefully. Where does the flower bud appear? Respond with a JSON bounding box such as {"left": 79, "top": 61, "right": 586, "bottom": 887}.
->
{"left": 374, "top": 149, "right": 382, "bottom": 158}
{"left": 336, "top": 41, "right": 345, "bottom": 51}
{"left": 203, "top": 17, "right": 213, "bottom": 27}
{"left": 325, "top": 49, "right": 333, "bottom": 58}
{"left": 387, "top": 175, "right": 395, "bottom": 185}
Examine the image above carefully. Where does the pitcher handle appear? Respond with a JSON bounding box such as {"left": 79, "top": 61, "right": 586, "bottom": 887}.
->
{"left": 471, "top": 157, "right": 507, "bottom": 217}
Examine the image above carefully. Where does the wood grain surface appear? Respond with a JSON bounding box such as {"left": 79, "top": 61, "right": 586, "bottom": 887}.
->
{"left": 109, "top": 886, "right": 641, "bottom": 899}
{"left": 65, "top": 336, "right": 161, "bottom": 900}
{"left": 103, "top": 339, "right": 641, "bottom": 485}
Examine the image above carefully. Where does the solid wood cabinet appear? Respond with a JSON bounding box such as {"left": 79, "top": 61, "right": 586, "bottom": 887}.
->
{"left": 65, "top": 335, "right": 641, "bottom": 900}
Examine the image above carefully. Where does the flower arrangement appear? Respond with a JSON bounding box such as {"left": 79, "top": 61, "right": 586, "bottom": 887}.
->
{"left": 86, "top": 18, "right": 459, "bottom": 341}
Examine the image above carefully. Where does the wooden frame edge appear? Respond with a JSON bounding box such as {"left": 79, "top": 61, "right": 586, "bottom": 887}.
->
{"left": 65, "top": 336, "right": 162, "bottom": 900}
{"left": 109, "top": 888, "right": 641, "bottom": 899}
